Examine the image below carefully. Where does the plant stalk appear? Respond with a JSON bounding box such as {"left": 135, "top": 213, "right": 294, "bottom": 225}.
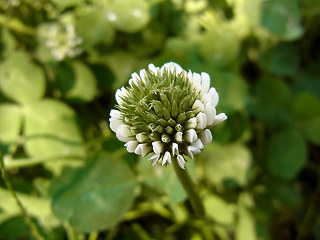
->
{"left": 296, "top": 174, "right": 320, "bottom": 240}
{"left": 0, "top": 152, "right": 45, "bottom": 240}
{"left": 172, "top": 158, "right": 205, "bottom": 217}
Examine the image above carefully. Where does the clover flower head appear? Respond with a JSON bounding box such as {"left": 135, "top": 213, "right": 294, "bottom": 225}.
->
{"left": 109, "top": 62, "right": 227, "bottom": 169}
{"left": 40, "top": 23, "right": 82, "bottom": 61}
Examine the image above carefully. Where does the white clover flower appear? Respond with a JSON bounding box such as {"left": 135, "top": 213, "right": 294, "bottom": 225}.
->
{"left": 40, "top": 23, "right": 82, "bottom": 61}
{"left": 109, "top": 62, "right": 227, "bottom": 169}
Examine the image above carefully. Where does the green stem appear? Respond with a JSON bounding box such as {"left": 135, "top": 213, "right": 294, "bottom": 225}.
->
{"left": 105, "top": 226, "right": 119, "bottom": 240}
{"left": 64, "top": 222, "right": 78, "bottom": 240}
{"left": 172, "top": 158, "right": 205, "bottom": 217}
{"left": 0, "top": 152, "right": 46, "bottom": 240}
{"left": 296, "top": 173, "right": 320, "bottom": 240}
{"left": 0, "top": 14, "right": 35, "bottom": 35}
{"left": 132, "top": 223, "right": 154, "bottom": 240}
{"left": 4, "top": 154, "right": 83, "bottom": 170}
{"left": 88, "top": 231, "right": 99, "bottom": 240}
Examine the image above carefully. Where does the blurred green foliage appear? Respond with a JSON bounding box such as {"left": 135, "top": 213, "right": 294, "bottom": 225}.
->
{"left": 0, "top": 0, "right": 320, "bottom": 239}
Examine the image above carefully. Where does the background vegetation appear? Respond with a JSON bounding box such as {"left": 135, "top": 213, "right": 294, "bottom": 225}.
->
{"left": 0, "top": 0, "right": 320, "bottom": 239}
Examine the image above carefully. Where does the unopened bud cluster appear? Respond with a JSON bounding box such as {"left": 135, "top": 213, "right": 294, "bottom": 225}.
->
{"left": 109, "top": 62, "right": 227, "bottom": 169}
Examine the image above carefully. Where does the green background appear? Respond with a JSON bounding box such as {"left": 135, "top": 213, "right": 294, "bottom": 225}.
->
{"left": 0, "top": 0, "right": 320, "bottom": 239}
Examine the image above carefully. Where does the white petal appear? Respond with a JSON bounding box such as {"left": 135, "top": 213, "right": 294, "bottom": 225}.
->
{"left": 129, "top": 77, "right": 137, "bottom": 87}
{"left": 109, "top": 109, "right": 123, "bottom": 132}
{"left": 116, "top": 125, "right": 132, "bottom": 142}
{"left": 203, "top": 103, "right": 216, "bottom": 126}
{"left": 201, "top": 72, "right": 210, "bottom": 93}
{"left": 193, "top": 72, "right": 201, "bottom": 83}
{"left": 201, "top": 94, "right": 211, "bottom": 104}
{"left": 135, "top": 143, "right": 151, "bottom": 157}
{"left": 174, "top": 132, "right": 183, "bottom": 143}
{"left": 177, "top": 155, "right": 186, "bottom": 169}
{"left": 124, "top": 141, "right": 139, "bottom": 153}
{"left": 192, "top": 100, "right": 205, "bottom": 112}
{"left": 110, "top": 109, "right": 121, "bottom": 118}
{"left": 115, "top": 89, "right": 123, "bottom": 104}
{"left": 185, "top": 117, "right": 197, "bottom": 129}
{"left": 161, "top": 62, "right": 183, "bottom": 74}
{"left": 136, "top": 133, "right": 149, "bottom": 143}
{"left": 162, "top": 151, "right": 171, "bottom": 165}
{"left": 208, "top": 87, "right": 219, "bottom": 107}
{"left": 213, "top": 113, "right": 227, "bottom": 126}
{"left": 187, "top": 146, "right": 201, "bottom": 159}
{"left": 192, "top": 139, "right": 204, "bottom": 150}
{"left": 139, "top": 69, "right": 146, "bottom": 81}
{"left": 149, "top": 154, "right": 160, "bottom": 166}
{"left": 148, "top": 63, "right": 157, "bottom": 73}
{"left": 185, "top": 129, "right": 198, "bottom": 143}
{"left": 109, "top": 118, "right": 123, "bottom": 132}
{"left": 199, "top": 129, "right": 212, "bottom": 145}
{"left": 115, "top": 87, "right": 128, "bottom": 104}
{"left": 172, "top": 142, "right": 179, "bottom": 156}
{"left": 152, "top": 141, "right": 164, "bottom": 155}
{"left": 131, "top": 71, "right": 139, "bottom": 79}
{"left": 192, "top": 73, "right": 202, "bottom": 91}
{"left": 196, "top": 112, "right": 207, "bottom": 129}
{"left": 187, "top": 71, "right": 193, "bottom": 80}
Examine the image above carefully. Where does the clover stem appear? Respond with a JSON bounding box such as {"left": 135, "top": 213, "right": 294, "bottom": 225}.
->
{"left": 0, "top": 152, "right": 45, "bottom": 240}
{"left": 296, "top": 175, "right": 320, "bottom": 240}
{"left": 172, "top": 158, "right": 205, "bottom": 217}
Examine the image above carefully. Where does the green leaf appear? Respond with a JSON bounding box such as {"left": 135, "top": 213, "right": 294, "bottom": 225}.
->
{"left": 0, "top": 216, "right": 29, "bottom": 240}
{"left": 204, "top": 194, "right": 234, "bottom": 225}
{"left": 0, "top": 188, "right": 59, "bottom": 227}
{"left": 1, "top": 28, "right": 17, "bottom": 56}
{"left": 0, "top": 104, "right": 22, "bottom": 144}
{"left": 203, "top": 143, "right": 252, "bottom": 188}
{"left": 268, "top": 182, "right": 302, "bottom": 207}
{"left": 261, "top": 0, "right": 303, "bottom": 40}
{"left": 209, "top": 71, "right": 248, "bottom": 114}
{"left": 57, "top": 62, "right": 97, "bottom": 102}
{"left": 250, "top": 77, "right": 292, "bottom": 127}
{"left": 51, "top": 0, "right": 81, "bottom": 10}
{"left": 157, "top": 38, "right": 198, "bottom": 69}
{"left": 75, "top": 10, "right": 115, "bottom": 50}
{"left": 241, "top": 0, "right": 261, "bottom": 27}
{"left": 292, "top": 92, "right": 320, "bottom": 118}
{"left": 90, "top": 63, "right": 116, "bottom": 90}
{"left": 292, "top": 93, "right": 320, "bottom": 145}
{"left": 0, "top": 51, "right": 45, "bottom": 104}
{"left": 210, "top": 112, "right": 251, "bottom": 144}
{"left": 107, "top": 0, "right": 150, "bottom": 33}
{"left": 259, "top": 43, "right": 299, "bottom": 76}
{"left": 105, "top": 51, "right": 137, "bottom": 89}
{"left": 24, "top": 99, "right": 85, "bottom": 158}
{"left": 138, "top": 157, "right": 195, "bottom": 203}
{"left": 300, "top": 0, "right": 320, "bottom": 7}
{"left": 267, "top": 128, "right": 307, "bottom": 180}
{"left": 200, "top": 26, "right": 240, "bottom": 68}
{"left": 51, "top": 151, "right": 138, "bottom": 232}
{"left": 0, "top": 104, "right": 22, "bottom": 154}
{"left": 293, "top": 62, "right": 320, "bottom": 98}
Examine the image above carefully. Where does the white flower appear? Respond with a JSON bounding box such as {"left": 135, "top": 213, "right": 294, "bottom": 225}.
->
{"left": 109, "top": 62, "right": 227, "bottom": 169}
{"left": 39, "top": 23, "right": 82, "bottom": 61}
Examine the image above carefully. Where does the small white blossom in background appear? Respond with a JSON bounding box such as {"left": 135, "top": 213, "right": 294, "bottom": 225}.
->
{"left": 39, "top": 23, "right": 82, "bottom": 61}
{"left": 109, "top": 62, "right": 227, "bottom": 169}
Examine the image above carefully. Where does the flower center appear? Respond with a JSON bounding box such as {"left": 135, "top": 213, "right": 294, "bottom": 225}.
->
{"left": 118, "top": 68, "right": 201, "bottom": 157}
